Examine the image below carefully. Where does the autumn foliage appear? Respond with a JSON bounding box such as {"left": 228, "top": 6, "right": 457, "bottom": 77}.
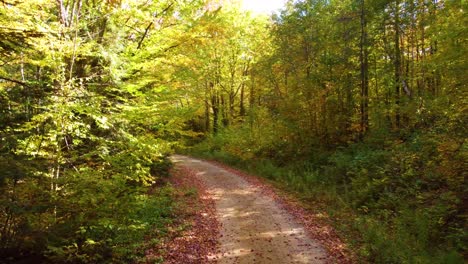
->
{"left": 0, "top": 0, "right": 466, "bottom": 263}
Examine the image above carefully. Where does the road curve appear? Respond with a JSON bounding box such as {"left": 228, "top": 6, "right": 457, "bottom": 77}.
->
{"left": 171, "top": 155, "right": 328, "bottom": 264}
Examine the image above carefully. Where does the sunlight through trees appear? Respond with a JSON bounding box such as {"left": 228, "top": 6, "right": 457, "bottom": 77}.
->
{"left": 0, "top": 0, "right": 465, "bottom": 263}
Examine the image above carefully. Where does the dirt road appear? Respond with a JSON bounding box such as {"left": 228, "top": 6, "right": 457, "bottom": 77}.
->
{"left": 171, "top": 155, "right": 328, "bottom": 264}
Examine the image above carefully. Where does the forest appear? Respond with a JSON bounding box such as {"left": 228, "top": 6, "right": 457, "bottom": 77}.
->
{"left": 0, "top": 0, "right": 466, "bottom": 263}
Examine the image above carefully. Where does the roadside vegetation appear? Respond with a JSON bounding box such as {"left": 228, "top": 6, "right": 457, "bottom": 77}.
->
{"left": 189, "top": 122, "right": 466, "bottom": 263}
{"left": 1, "top": 0, "right": 465, "bottom": 263}
{"left": 185, "top": 0, "right": 466, "bottom": 262}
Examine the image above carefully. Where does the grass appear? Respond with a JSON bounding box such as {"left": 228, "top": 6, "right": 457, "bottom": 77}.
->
{"left": 186, "top": 147, "right": 466, "bottom": 264}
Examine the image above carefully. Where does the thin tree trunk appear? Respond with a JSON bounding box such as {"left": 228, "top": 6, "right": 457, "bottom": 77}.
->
{"left": 359, "top": 0, "right": 369, "bottom": 139}
{"left": 211, "top": 87, "right": 219, "bottom": 134}
{"left": 240, "top": 83, "right": 245, "bottom": 116}
{"left": 204, "top": 83, "right": 210, "bottom": 132}
{"left": 394, "top": 0, "right": 401, "bottom": 129}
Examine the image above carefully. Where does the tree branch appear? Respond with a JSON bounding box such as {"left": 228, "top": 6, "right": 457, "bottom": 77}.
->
{"left": 0, "top": 76, "right": 31, "bottom": 88}
{"left": 137, "top": 21, "right": 153, "bottom": 49}
{"left": 137, "top": 2, "right": 175, "bottom": 49}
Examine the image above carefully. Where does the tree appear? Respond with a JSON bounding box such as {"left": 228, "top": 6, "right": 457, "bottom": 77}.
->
{"left": 0, "top": 0, "right": 204, "bottom": 261}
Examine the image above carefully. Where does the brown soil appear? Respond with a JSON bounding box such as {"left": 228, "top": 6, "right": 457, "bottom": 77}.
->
{"left": 145, "top": 165, "right": 219, "bottom": 263}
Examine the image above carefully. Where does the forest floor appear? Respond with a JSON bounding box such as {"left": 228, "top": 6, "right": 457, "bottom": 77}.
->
{"left": 167, "top": 155, "right": 352, "bottom": 264}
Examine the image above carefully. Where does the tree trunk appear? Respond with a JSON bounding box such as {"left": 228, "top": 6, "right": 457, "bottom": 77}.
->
{"left": 210, "top": 82, "right": 219, "bottom": 134}
{"left": 204, "top": 83, "right": 210, "bottom": 132}
{"left": 359, "top": 0, "right": 369, "bottom": 139}
{"left": 221, "top": 94, "right": 229, "bottom": 127}
{"left": 394, "top": 0, "right": 401, "bottom": 129}
{"left": 240, "top": 82, "right": 245, "bottom": 116}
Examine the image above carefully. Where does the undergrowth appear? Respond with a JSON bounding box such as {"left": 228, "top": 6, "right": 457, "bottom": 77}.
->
{"left": 0, "top": 154, "right": 177, "bottom": 264}
{"left": 186, "top": 127, "right": 467, "bottom": 263}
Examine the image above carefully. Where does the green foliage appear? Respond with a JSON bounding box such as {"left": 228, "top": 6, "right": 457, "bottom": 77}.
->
{"left": 1, "top": 0, "right": 466, "bottom": 262}
{"left": 45, "top": 188, "right": 174, "bottom": 264}
{"left": 0, "top": 0, "right": 205, "bottom": 262}
{"left": 184, "top": 0, "right": 466, "bottom": 262}
{"left": 191, "top": 126, "right": 466, "bottom": 263}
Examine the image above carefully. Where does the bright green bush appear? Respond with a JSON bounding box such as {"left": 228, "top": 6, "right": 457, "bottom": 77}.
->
{"left": 0, "top": 116, "right": 175, "bottom": 263}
